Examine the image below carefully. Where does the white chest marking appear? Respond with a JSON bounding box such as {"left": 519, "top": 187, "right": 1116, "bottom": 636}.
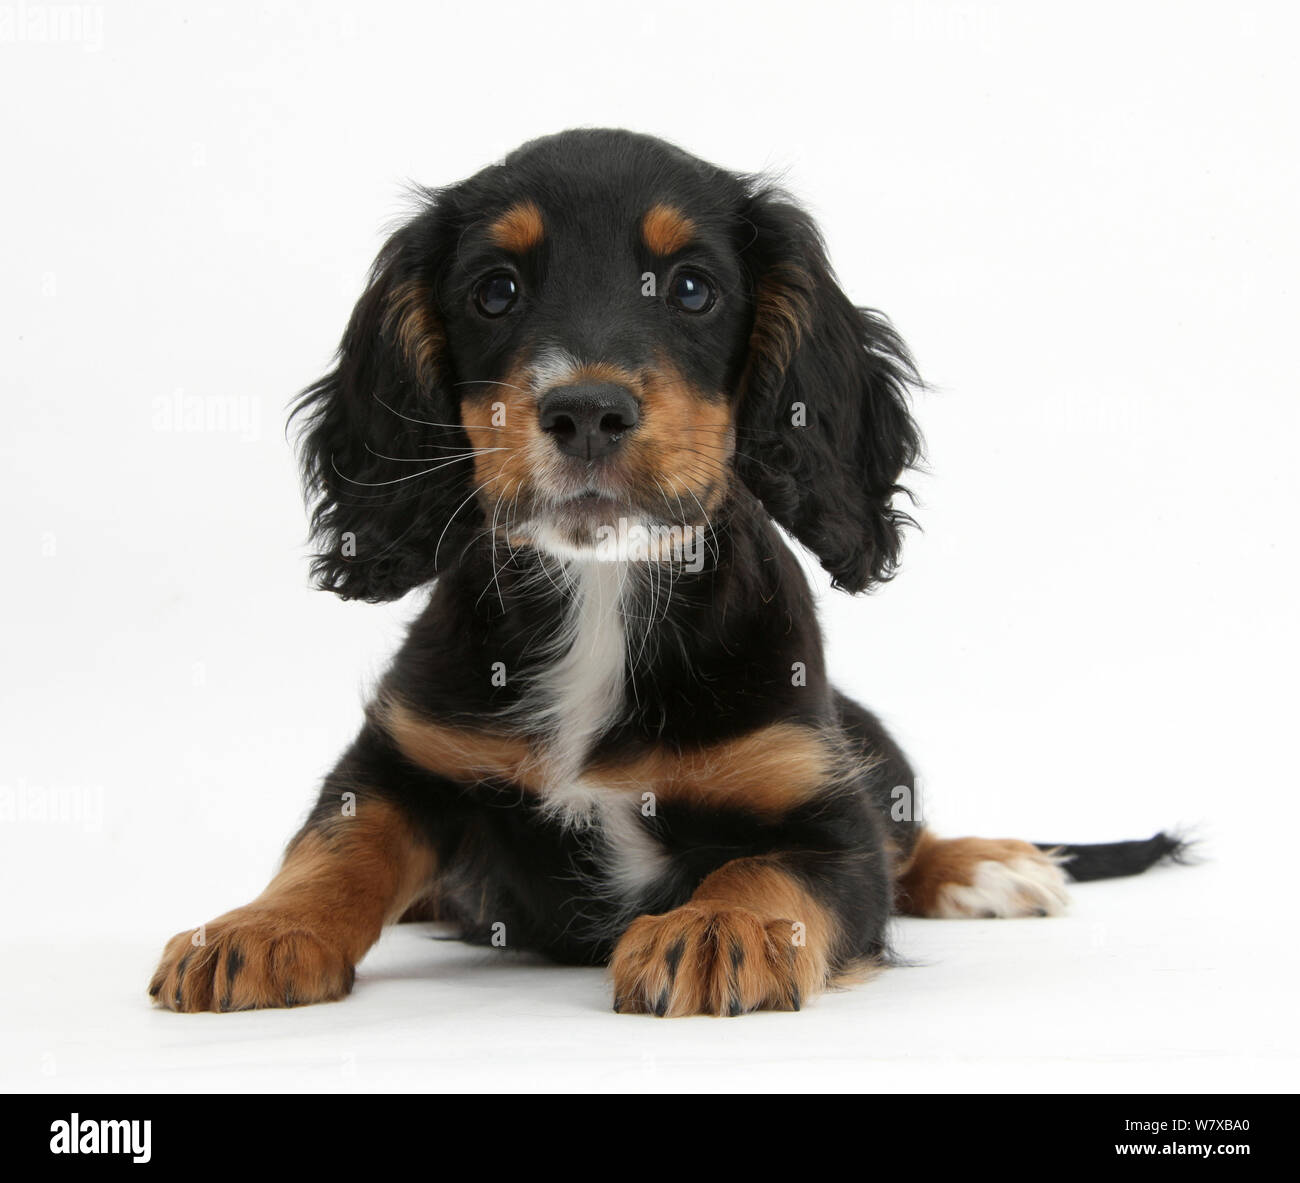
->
{"left": 511, "top": 559, "right": 669, "bottom": 895}
{"left": 517, "top": 560, "right": 628, "bottom": 818}
{"left": 594, "top": 792, "right": 670, "bottom": 897}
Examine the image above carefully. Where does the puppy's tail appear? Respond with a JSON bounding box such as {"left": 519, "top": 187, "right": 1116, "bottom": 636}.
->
{"left": 1036, "top": 830, "right": 1193, "bottom": 882}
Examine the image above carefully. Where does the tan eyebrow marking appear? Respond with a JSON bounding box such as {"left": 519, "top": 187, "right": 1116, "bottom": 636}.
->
{"left": 487, "top": 200, "right": 545, "bottom": 252}
{"left": 641, "top": 203, "right": 696, "bottom": 255}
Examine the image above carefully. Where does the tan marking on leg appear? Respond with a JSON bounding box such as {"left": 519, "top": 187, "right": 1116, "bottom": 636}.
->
{"left": 895, "top": 829, "right": 1070, "bottom": 918}
{"left": 376, "top": 695, "right": 542, "bottom": 789}
{"left": 610, "top": 857, "right": 834, "bottom": 1016}
{"left": 383, "top": 690, "right": 858, "bottom": 820}
{"left": 148, "top": 798, "right": 434, "bottom": 1012}
{"left": 591, "top": 722, "right": 857, "bottom": 817}
{"left": 641, "top": 203, "right": 696, "bottom": 255}
{"left": 487, "top": 200, "right": 545, "bottom": 253}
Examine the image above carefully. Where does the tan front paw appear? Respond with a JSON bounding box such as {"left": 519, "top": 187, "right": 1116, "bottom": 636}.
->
{"left": 610, "top": 904, "right": 821, "bottom": 1017}
{"left": 148, "top": 906, "right": 355, "bottom": 1012}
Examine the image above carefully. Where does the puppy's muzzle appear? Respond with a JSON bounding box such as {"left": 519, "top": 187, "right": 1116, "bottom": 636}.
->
{"left": 538, "top": 382, "right": 640, "bottom": 461}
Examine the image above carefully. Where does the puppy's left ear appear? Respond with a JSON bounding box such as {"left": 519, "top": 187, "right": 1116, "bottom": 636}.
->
{"left": 735, "top": 186, "right": 922, "bottom": 593}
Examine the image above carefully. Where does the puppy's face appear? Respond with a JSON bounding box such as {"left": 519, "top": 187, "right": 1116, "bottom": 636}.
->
{"left": 297, "top": 130, "right": 920, "bottom": 600}
{"left": 436, "top": 159, "right": 753, "bottom": 555}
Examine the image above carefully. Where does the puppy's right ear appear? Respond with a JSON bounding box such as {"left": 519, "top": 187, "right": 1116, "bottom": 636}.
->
{"left": 292, "top": 207, "right": 473, "bottom": 601}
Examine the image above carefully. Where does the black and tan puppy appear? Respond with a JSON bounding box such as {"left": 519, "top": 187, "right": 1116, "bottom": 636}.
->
{"left": 150, "top": 130, "right": 1182, "bottom": 1016}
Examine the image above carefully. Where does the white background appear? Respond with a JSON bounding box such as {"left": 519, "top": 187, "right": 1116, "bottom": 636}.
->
{"left": 2, "top": 0, "right": 1296, "bottom": 1093}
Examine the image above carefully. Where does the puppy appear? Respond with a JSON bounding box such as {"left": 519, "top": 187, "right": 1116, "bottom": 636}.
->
{"left": 150, "top": 130, "right": 1183, "bottom": 1016}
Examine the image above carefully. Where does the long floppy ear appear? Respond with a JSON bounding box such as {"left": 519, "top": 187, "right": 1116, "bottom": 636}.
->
{"left": 736, "top": 186, "right": 922, "bottom": 593}
{"left": 291, "top": 205, "right": 474, "bottom": 601}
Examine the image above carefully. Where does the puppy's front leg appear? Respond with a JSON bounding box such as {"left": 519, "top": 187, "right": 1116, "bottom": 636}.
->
{"left": 149, "top": 793, "right": 434, "bottom": 1012}
{"left": 610, "top": 852, "right": 881, "bottom": 1017}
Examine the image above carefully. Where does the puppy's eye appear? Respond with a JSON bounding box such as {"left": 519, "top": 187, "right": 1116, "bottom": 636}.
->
{"left": 473, "top": 272, "right": 519, "bottom": 318}
{"left": 667, "top": 270, "right": 715, "bottom": 314}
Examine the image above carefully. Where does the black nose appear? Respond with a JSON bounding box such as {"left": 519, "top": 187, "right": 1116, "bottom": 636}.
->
{"left": 538, "top": 382, "right": 640, "bottom": 460}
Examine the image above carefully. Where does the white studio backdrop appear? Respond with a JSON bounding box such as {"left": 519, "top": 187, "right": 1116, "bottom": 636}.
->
{"left": 0, "top": 1, "right": 1296, "bottom": 1091}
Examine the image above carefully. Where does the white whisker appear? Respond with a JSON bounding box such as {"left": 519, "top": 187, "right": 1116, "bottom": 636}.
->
{"left": 363, "top": 443, "right": 504, "bottom": 464}
{"left": 369, "top": 392, "right": 485, "bottom": 431}
{"left": 434, "top": 473, "right": 503, "bottom": 568}
{"left": 330, "top": 451, "right": 490, "bottom": 487}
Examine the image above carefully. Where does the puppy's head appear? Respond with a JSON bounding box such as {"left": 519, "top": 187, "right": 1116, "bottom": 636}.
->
{"left": 295, "top": 129, "right": 920, "bottom": 600}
